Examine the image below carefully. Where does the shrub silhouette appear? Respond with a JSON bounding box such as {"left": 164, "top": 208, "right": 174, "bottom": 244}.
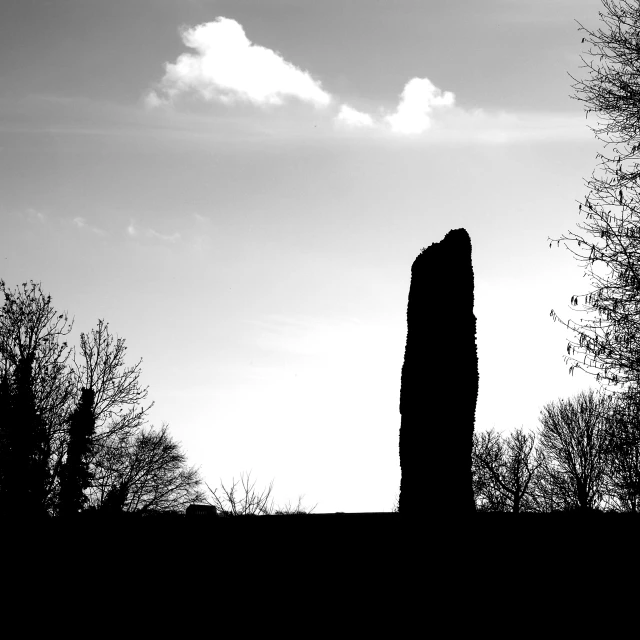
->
{"left": 399, "top": 228, "right": 478, "bottom": 518}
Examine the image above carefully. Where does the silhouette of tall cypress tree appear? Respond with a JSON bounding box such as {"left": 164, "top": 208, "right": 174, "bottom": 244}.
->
{"left": 0, "top": 369, "right": 13, "bottom": 502}
{"left": 59, "top": 388, "right": 95, "bottom": 517}
{"left": 399, "top": 228, "right": 478, "bottom": 518}
{"left": 0, "top": 353, "right": 50, "bottom": 517}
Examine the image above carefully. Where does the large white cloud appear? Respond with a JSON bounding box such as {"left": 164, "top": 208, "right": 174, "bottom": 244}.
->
{"left": 384, "top": 77, "right": 455, "bottom": 134}
{"left": 147, "top": 18, "right": 332, "bottom": 108}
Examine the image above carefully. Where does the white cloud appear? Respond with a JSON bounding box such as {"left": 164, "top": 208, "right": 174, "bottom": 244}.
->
{"left": 147, "top": 18, "right": 332, "bottom": 108}
{"left": 147, "top": 229, "right": 181, "bottom": 243}
{"left": 126, "top": 220, "right": 181, "bottom": 242}
{"left": 335, "top": 105, "right": 374, "bottom": 128}
{"left": 331, "top": 77, "right": 456, "bottom": 136}
{"left": 384, "top": 77, "right": 455, "bottom": 134}
{"left": 145, "top": 30, "right": 578, "bottom": 145}
{"left": 72, "top": 216, "right": 106, "bottom": 235}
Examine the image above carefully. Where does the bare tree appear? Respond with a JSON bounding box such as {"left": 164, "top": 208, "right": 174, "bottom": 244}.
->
{"left": 89, "top": 422, "right": 206, "bottom": 514}
{"left": 73, "top": 319, "right": 153, "bottom": 446}
{"left": 204, "top": 470, "right": 318, "bottom": 516}
{"left": 473, "top": 429, "right": 510, "bottom": 512}
{"left": 536, "top": 388, "right": 613, "bottom": 511}
{"left": 549, "top": 1, "right": 640, "bottom": 391}
{"left": 599, "top": 384, "right": 640, "bottom": 511}
{"left": 472, "top": 427, "right": 545, "bottom": 512}
{"left": 56, "top": 318, "right": 153, "bottom": 512}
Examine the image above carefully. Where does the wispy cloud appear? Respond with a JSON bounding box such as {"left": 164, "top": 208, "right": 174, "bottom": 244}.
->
{"left": 72, "top": 216, "right": 106, "bottom": 235}
{"left": 126, "top": 220, "right": 181, "bottom": 243}
{"left": 22, "top": 208, "right": 46, "bottom": 223}
{"left": 148, "top": 229, "right": 181, "bottom": 243}
{"left": 146, "top": 18, "right": 332, "bottom": 109}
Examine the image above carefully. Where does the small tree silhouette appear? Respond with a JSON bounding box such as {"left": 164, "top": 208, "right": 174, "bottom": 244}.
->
{"left": 535, "top": 388, "right": 612, "bottom": 512}
{"left": 204, "top": 470, "right": 317, "bottom": 516}
{"left": 473, "top": 427, "right": 545, "bottom": 513}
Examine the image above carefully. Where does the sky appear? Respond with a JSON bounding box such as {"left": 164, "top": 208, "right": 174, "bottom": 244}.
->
{"left": 0, "top": 0, "right": 612, "bottom": 513}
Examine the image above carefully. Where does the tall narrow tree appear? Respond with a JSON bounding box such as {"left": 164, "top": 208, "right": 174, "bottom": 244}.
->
{"left": 399, "top": 228, "right": 479, "bottom": 519}
{"left": 59, "top": 388, "right": 96, "bottom": 517}
{"left": 0, "top": 369, "right": 13, "bottom": 499}
{"left": 1, "top": 353, "right": 50, "bottom": 517}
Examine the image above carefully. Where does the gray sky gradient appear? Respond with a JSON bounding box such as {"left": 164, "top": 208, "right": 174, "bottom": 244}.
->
{"left": 0, "top": 0, "right": 610, "bottom": 512}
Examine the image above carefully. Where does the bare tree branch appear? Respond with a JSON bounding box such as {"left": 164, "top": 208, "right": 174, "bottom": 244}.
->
{"left": 204, "top": 470, "right": 318, "bottom": 516}
{"left": 550, "top": 1, "right": 640, "bottom": 391}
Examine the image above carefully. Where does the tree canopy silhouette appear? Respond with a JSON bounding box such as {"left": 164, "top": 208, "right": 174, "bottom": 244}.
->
{"left": 473, "top": 427, "right": 544, "bottom": 513}
{"left": 0, "top": 280, "right": 203, "bottom": 516}
{"left": 549, "top": 0, "right": 640, "bottom": 392}
{"left": 535, "top": 388, "right": 613, "bottom": 512}
{"left": 89, "top": 422, "right": 205, "bottom": 514}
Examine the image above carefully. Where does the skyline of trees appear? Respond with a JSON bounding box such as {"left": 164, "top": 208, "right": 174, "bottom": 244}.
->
{"left": 4, "top": 277, "right": 640, "bottom": 515}
{"left": 471, "top": 385, "right": 640, "bottom": 513}
{"left": 0, "top": 279, "right": 207, "bottom": 517}
{"left": 0, "top": 279, "right": 321, "bottom": 517}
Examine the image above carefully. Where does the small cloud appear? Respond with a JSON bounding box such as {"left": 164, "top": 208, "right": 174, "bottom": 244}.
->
{"left": 24, "top": 208, "right": 46, "bottom": 223}
{"left": 147, "top": 17, "right": 332, "bottom": 109}
{"left": 126, "top": 220, "right": 180, "bottom": 242}
{"left": 335, "top": 104, "right": 374, "bottom": 128}
{"left": 384, "top": 77, "right": 455, "bottom": 134}
{"left": 147, "top": 229, "right": 181, "bottom": 242}
{"left": 72, "top": 216, "right": 106, "bottom": 235}
{"left": 144, "top": 91, "right": 164, "bottom": 109}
